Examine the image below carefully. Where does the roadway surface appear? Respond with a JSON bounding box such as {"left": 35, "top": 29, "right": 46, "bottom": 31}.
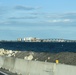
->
{"left": 0, "top": 68, "right": 18, "bottom": 75}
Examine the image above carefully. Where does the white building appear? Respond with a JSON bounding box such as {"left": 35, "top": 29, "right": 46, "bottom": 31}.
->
{"left": 24, "top": 37, "right": 41, "bottom": 42}
{"left": 24, "top": 37, "right": 34, "bottom": 42}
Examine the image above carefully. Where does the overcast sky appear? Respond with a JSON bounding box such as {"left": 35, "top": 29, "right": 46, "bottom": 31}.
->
{"left": 0, "top": 0, "right": 76, "bottom": 40}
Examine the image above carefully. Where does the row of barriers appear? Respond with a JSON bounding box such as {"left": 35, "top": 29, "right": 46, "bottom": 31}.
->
{"left": 0, "top": 56, "right": 76, "bottom": 75}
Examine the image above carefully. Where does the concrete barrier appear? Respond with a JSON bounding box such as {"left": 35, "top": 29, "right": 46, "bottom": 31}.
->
{"left": 2, "top": 57, "right": 15, "bottom": 71}
{"left": 0, "top": 56, "right": 76, "bottom": 75}
{"left": 55, "top": 64, "right": 76, "bottom": 75}
{"left": 13, "top": 58, "right": 55, "bottom": 75}
{"left": 0, "top": 56, "right": 5, "bottom": 68}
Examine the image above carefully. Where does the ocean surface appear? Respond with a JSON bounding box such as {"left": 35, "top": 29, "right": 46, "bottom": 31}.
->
{"left": 0, "top": 41, "right": 76, "bottom": 53}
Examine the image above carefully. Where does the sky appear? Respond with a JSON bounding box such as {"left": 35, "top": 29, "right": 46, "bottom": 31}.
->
{"left": 0, "top": 0, "right": 76, "bottom": 40}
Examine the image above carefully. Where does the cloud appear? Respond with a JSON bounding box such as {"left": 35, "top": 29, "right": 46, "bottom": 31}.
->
{"left": 46, "top": 14, "right": 62, "bottom": 19}
{"left": 15, "top": 5, "right": 38, "bottom": 10}
{"left": 0, "top": 7, "right": 6, "bottom": 15}
{"left": 63, "top": 13, "right": 76, "bottom": 19}
{"left": 9, "top": 16, "right": 38, "bottom": 19}
{"left": 46, "top": 13, "right": 76, "bottom": 19}
{"left": 45, "top": 12, "right": 76, "bottom": 23}
{"left": 29, "top": 13, "right": 40, "bottom": 15}
{"left": 48, "top": 19, "right": 72, "bottom": 23}
{"left": 0, "top": 21, "right": 12, "bottom": 24}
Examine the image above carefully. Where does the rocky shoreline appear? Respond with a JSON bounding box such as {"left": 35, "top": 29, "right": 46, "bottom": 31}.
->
{"left": 0, "top": 48, "right": 76, "bottom": 65}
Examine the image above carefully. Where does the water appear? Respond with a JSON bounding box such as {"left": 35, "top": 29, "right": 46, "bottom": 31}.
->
{"left": 0, "top": 41, "right": 76, "bottom": 53}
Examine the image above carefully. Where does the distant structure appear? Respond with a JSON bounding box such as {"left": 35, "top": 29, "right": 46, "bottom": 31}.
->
{"left": 15, "top": 37, "right": 76, "bottom": 42}
{"left": 24, "top": 37, "right": 41, "bottom": 42}
{"left": 17, "top": 38, "right": 22, "bottom": 41}
{"left": 42, "top": 39, "right": 65, "bottom": 42}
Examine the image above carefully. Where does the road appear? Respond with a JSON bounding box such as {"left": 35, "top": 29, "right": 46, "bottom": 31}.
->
{"left": 0, "top": 68, "right": 18, "bottom": 75}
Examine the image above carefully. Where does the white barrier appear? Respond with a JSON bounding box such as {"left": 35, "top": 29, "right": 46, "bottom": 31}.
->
{"left": 0, "top": 56, "right": 76, "bottom": 75}
{"left": 0, "top": 56, "right": 5, "bottom": 68}
{"left": 2, "top": 57, "right": 15, "bottom": 71}
{"left": 55, "top": 64, "right": 76, "bottom": 75}
{"left": 13, "top": 58, "right": 55, "bottom": 75}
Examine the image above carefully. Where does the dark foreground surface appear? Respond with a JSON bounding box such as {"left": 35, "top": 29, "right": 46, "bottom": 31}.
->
{"left": 0, "top": 68, "right": 17, "bottom": 75}
{"left": 0, "top": 42, "right": 76, "bottom": 53}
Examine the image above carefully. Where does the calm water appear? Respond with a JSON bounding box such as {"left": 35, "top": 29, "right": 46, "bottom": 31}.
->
{"left": 0, "top": 42, "right": 76, "bottom": 53}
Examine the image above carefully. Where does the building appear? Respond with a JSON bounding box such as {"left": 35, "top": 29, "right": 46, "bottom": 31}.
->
{"left": 17, "top": 38, "right": 22, "bottom": 41}
{"left": 24, "top": 37, "right": 41, "bottom": 42}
